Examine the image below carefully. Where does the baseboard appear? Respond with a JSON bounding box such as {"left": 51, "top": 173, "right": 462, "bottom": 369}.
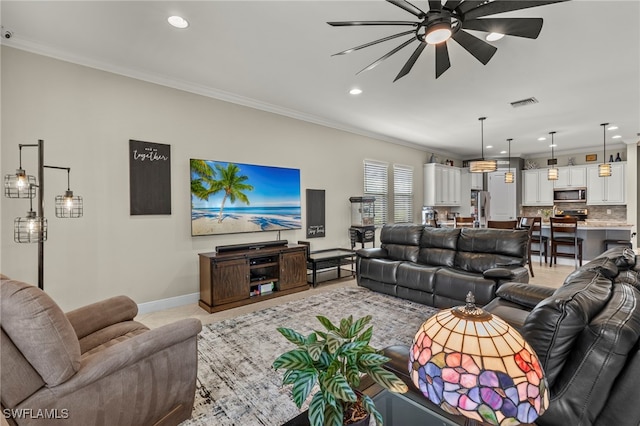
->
{"left": 531, "top": 255, "right": 592, "bottom": 267}
{"left": 137, "top": 292, "right": 200, "bottom": 315}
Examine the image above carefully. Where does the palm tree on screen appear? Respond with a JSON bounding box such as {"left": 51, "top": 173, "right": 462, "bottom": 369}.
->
{"left": 214, "top": 163, "right": 253, "bottom": 223}
{"left": 190, "top": 159, "right": 217, "bottom": 206}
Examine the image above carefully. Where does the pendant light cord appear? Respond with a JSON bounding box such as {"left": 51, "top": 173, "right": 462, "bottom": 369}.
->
{"left": 479, "top": 117, "right": 486, "bottom": 160}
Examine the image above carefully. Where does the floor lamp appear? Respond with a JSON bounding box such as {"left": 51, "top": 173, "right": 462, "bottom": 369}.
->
{"left": 4, "top": 139, "right": 83, "bottom": 290}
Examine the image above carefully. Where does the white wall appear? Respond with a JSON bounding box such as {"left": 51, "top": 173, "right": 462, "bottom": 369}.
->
{"left": 1, "top": 47, "right": 428, "bottom": 310}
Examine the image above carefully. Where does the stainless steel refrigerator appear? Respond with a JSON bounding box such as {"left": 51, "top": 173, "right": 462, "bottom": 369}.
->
{"left": 470, "top": 190, "right": 490, "bottom": 227}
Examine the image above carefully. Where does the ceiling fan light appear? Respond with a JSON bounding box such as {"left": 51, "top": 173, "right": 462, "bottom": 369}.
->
{"left": 486, "top": 32, "right": 505, "bottom": 41}
{"left": 425, "top": 22, "right": 452, "bottom": 44}
{"left": 598, "top": 163, "right": 611, "bottom": 177}
{"left": 470, "top": 160, "right": 497, "bottom": 173}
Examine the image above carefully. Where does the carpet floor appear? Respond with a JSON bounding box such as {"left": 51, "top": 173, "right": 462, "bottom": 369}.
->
{"left": 180, "top": 286, "right": 439, "bottom": 426}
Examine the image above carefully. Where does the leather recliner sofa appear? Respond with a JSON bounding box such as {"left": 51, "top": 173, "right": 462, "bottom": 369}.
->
{"left": 356, "top": 224, "right": 530, "bottom": 308}
{"left": 483, "top": 246, "right": 640, "bottom": 426}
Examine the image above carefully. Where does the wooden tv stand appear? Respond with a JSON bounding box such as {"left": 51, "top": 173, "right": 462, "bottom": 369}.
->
{"left": 198, "top": 244, "right": 308, "bottom": 313}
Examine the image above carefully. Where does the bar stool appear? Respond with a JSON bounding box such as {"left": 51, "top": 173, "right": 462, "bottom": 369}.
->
{"left": 603, "top": 239, "right": 633, "bottom": 251}
{"left": 519, "top": 217, "right": 547, "bottom": 267}
{"left": 454, "top": 216, "right": 474, "bottom": 228}
{"left": 487, "top": 220, "right": 518, "bottom": 229}
{"left": 550, "top": 217, "right": 583, "bottom": 268}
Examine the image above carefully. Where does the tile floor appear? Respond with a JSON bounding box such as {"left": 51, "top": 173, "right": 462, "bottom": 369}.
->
{"left": 136, "top": 261, "right": 576, "bottom": 329}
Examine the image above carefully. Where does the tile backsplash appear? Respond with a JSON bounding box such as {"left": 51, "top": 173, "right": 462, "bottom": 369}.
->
{"left": 520, "top": 204, "right": 627, "bottom": 221}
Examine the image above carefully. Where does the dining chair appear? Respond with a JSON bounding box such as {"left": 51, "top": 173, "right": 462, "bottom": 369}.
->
{"left": 454, "top": 216, "right": 475, "bottom": 228}
{"left": 487, "top": 220, "right": 518, "bottom": 229}
{"left": 549, "top": 216, "right": 583, "bottom": 268}
{"left": 517, "top": 216, "right": 540, "bottom": 277}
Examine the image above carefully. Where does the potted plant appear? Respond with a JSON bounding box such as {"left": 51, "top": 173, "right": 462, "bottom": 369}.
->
{"left": 272, "top": 314, "right": 408, "bottom": 426}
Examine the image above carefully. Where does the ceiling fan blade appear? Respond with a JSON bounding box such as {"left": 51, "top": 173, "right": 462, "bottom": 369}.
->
{"left": 464, "top": 1, "right": 568, "bottom": 19}
{"left": 451, "top": 29, "right": 498, "bottom": 65}
{"left": 463, "top": 17, "right": 543, "bottom": 39}
{"left": 435, "top": 42, "right": 451, "bottom": 78}
{"left": 443, "top": 0, "right": 463, "bottom": 11}
{"left": 458, "top": 1, "right": 486, "bottom": 14}
{"left": 429, "top": 1, "right": 442, "bottom": 11}
{"left": 357, "top": 38, "right": 417, "bottom": 74}
{"left": 394, "top": 42, "right": 427, "bottom": 82}
{"left": 328, "top": 20, "right": 418, "bottom": 27}
{"left": 386, "top": 0, "right": 426, "bottom": 18}
{"left": 332, "top": 30, "right": 416, "bottom": 56}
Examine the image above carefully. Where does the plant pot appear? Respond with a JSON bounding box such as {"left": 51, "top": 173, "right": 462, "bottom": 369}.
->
{"left": 345, "top": 413, "right": 370, "bottom": 426}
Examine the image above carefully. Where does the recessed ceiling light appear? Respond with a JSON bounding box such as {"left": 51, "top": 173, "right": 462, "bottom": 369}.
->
{"left": 549, "top": 144, "right": 557, "bottom": 147}
{"left": 612, "top": 135, "right": 622, "bottom": 139}
{"left": 486, "top": 145, "right": 493, "bottom": 149}
{"left": 168, "top": 16, "right": 189, "bottom": 29}
{"left": 500, "top": 150, "right": 507, "bottom": 154}
{"left": 608, "top": 125, "right": 618, "bottom": 130}
{"left": 538, "top": 137, "right": 546, "bottom": 141}
{"left": 486, "top": 32, "right": 505, "bottom": 42}
{"left": 349, "top": 88, "right": 362, "bottom": 95}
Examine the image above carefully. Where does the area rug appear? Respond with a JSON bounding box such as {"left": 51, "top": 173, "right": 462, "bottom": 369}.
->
{"left": 180, "top": 286, "right": 439, "bottom": 426}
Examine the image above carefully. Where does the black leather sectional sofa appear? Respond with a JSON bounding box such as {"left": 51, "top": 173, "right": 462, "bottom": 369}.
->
{"left": 483, "top": 246, "right": 640, "bottom": 426}
{"left": 356, "top": 224, "right": 530, "bottom": 308}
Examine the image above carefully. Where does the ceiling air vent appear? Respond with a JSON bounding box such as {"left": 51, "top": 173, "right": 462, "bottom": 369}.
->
{"left": 510, "top": 97, "right": 539, "bottom": 108}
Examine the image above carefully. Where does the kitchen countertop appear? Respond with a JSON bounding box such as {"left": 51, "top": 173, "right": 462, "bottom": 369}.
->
{"left": 432, "top": 220, "right": 634, "bottom": 230}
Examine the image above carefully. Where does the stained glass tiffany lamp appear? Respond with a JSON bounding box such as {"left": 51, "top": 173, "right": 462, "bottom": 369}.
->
{"left": 409, "top": 292, "right": 548, "bottom": 426}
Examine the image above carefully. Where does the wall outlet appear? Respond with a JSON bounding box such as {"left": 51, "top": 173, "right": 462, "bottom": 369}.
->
{"left": 607, "top": 209, "right": 612, "bottom": 215}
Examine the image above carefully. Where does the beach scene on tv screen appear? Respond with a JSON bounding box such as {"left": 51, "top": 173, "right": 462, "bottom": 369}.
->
{"left": 190, "top": 159, "right": 302, "bottom": 236}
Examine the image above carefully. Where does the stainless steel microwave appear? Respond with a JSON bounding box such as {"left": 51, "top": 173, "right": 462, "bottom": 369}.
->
{"left": 553, "top": 188, "right": 587, "bottom": 202}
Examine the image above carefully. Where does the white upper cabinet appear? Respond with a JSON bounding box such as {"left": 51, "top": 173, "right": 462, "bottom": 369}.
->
{"left": 424, "top": 163, "right": 461, "bottom": 206}
{"left": 555, "top": 166, "right": 587, "bottom": 188}
{"left": 586, "top": 162, "right": 626, "bottom": 205}
{"left": 522, "top": 169, "right": 554, "bottom": 206}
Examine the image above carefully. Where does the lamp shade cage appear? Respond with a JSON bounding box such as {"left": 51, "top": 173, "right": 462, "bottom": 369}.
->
{"left": 470, "top": 117, "right": 497, "bottom": 173}
{"left": 409, "top": 293, "right": 548, "bottom": 425}
{"left": 14, "top": 211, "right": 47, "bottom": 243}
{"left": 55, "top": 190, "right": 83, "bottom": 218}
{"left": 4, "top": 169, "right": 36, "bottom": 199}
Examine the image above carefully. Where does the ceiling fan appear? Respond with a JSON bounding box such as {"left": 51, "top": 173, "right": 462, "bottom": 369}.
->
{"left": 328, "top": 0, "right": 568, "bottom": 80}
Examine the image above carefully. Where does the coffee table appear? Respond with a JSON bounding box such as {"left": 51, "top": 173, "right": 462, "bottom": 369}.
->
{"left": 281, "top": 374, "right": 464, "bottom": 426}
{"left": 307, "top": 248, "right": 355, "bottom": 287}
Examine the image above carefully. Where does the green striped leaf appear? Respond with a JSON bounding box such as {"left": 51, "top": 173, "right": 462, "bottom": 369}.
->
{"left": 324, "top": 403, "right": 343, "bottom": 426}
{"left": 307, "top": 341, "right": 324, "bottom": 361}
{"left": 339, "top": 341, "right": 368, "bottom": 356}
{"left": 348, "top": 315, "right": 372, "bottom": 337}
{"left": 362, "top": 394, "right": 384, "bottom": 426}
{"left": 272, "top": 348, "right": 313, "bottom": 371}
{"left": 365, "top": 365, "right": 409, "bottom": 393}
{"left": 308, "top": 391, "right": 326, "bottom": 426}
{"left": 326, "top": 332, "right": 343, "bottom": 354}
{"left": 339, "top": 316, "right": 353, "bottom": 336}
{"left": 291, "top": 369, "right": 318, "bottom": 408}
{"left": 316, "top": 315, "right": 338, "bottom": 332}
{"left": 345, "top": 360, "right": 360, "bottom": 387}
{"left": 357, "top": 326, "right": 374, "bottom": 345}
{"left": 282, "top": 370, "right": 299, "bottom": 385}
{"left": 277, "top": 327, "right": 307, "bottom": 346}
{"left": 324, "top": 374, "right": 357, "bottom": 402}
{"left": 357, "top": 353, "right": 390, "bottom": 367}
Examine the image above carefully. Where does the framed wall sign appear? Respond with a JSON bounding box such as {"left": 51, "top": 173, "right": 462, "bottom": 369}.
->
{"left": 306, "top": 189, "right": 325, "bottom": 238}
{"left": 129, "top": 140, "right": 171, "bottom": 215}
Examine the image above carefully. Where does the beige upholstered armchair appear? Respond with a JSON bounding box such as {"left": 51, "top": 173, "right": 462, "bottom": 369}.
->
{"left": 0, "top": 276, "right": 202, "bottom": 426}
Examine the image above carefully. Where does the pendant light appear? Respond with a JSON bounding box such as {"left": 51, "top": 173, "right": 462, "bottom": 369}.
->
{"left": 547, "top": 131, "right": 558, "bottom": 181}
{"left": 504, "top": 138, "right": 514, "bottom": 183}
{"left": 469, "top": 117, "right": 497, "bottom": 173}
{"left": 598, "top": 123, "right": 612, "bottom": 177}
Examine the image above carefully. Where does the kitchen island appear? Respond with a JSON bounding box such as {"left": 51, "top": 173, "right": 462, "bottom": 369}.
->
{"left": 540, "top": 221, "right": 634, "bottom": 262}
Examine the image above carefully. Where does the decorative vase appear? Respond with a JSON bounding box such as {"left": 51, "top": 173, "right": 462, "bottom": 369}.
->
{"left": 609, "top": 154, "right": 614, "bottom": 162}
{"left": 615, "top": 153, "right": 622, "bottom": 162}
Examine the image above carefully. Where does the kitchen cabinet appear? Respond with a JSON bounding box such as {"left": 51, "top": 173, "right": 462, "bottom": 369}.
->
{"left": 470, "top": 172, "right": 483, "bottom": 190}
{"left": 555, "top": 166, "right": 587, "bottom": 188}
{"left": 586, "top": 162, "right": 626, "bottom": 205}
{"left": 522, "top": 169, "right": 554, "bottom": 206}
{"left": 424, "top": 164, "right": 461, "bottom": 206}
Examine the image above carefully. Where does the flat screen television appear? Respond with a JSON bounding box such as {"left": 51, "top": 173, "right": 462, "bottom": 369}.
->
{"left": 190, "top": 159, "right": 301, "bottom": 236}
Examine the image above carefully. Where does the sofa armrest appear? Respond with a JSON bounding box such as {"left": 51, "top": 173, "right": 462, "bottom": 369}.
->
{"left": 45, "top": 318, "right": 202, "bottom": 397}
{"left": 483, "top": 267, "right": 515, "bottom": 281}
{"left": 356, "top": 247, "right": 388, "bottom": 259}
{"left": 495, "top": 282, "right": 556, "bottom": 309}
{"left": 66, "top": 296, "right": 139, "bottom": 340}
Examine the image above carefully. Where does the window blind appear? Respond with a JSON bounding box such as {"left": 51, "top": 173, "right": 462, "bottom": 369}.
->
{"left": 393, "top": 164, "right": 414, "bottom": 223}
{"left": 363, "top": 160, "right": 388, "bottom": 226}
